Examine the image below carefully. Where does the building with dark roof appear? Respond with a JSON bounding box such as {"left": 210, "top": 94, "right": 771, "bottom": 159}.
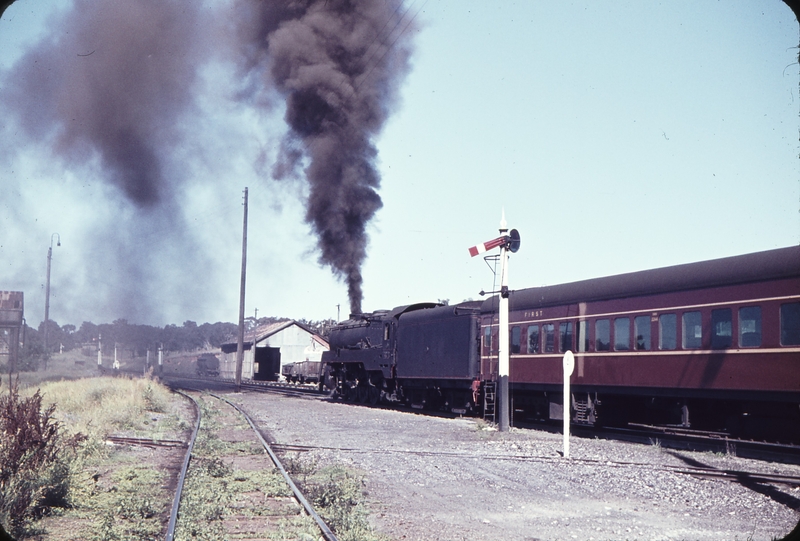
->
{"left": 219, "top": 320, "right": 329, "bottom": 380}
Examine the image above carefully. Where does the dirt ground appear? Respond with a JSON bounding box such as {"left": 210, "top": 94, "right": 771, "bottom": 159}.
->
{"left": 229, "top": 390, "right": 800, "bottom": 541}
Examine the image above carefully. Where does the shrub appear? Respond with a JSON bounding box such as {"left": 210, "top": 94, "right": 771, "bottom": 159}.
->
{"left": 0, "top": 381, "right": 84, "bottom": 538}
{"left": 305, "top": 466, "right": 383, "bottom": 541}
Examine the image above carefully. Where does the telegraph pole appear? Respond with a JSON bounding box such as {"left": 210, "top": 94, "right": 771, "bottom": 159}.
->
{"left": 43, "top": 233, "right": 60, "bottom": 365}
{"left": 235, "top": 187, "right": 249, "bottom": 392}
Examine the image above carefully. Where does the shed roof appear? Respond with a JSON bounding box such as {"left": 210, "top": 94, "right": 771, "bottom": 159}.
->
{"left": 221, "top": 320, "right": 329, "bottom": 353}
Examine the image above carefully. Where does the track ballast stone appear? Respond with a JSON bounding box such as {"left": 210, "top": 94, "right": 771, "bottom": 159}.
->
{"left": 232, "top": 391, "right": 800, "bottom": 541}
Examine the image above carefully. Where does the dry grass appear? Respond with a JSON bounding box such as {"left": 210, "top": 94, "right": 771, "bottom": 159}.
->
{"left": 6, "top": 350, "right": 103, "bottom": 390}
{"left": 30, "top": 376, "right": 178, "bottom": 442}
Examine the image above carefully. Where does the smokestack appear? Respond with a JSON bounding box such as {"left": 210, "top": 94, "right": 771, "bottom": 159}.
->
{"left": 236, "top": 0, "right": 418, "bottom": 314}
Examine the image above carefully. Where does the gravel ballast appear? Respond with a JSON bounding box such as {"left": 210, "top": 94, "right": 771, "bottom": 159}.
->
{"left": 231, "top": 391, "right": 800, "bottom": 541}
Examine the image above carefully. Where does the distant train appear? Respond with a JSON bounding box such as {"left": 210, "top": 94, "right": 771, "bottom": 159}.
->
{"left": 321, "top": 246, "right": 800, "bottom": 442}
{"left": 196, "top": 353, "right": 220, "bottom": 377}
{"left": 160, "top": 352, "right": 221, "bottom": 377}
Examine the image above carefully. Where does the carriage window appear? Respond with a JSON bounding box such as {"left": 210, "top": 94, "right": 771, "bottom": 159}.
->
{"left": 577, "top": 321, "right": 589, "bottom": 352}
{"left": 682, "top": 311, "right": 702, "bottom": 349}
{"left": 711, "top": 308, "right": 732, "bottom": 349}
{"left": 634, "top": 316, "right": 650, "bottom": 350}
{"left": 543, "top": 324, "right": 555, "bottom": 353}
{"left": 738, "top": 306, "right": 761, "bottom": 347}
{"left": 659, "top": 313, "right": 677, "bottom": 350}
{"left": 614, "top": 317, "right": 630, "bottom": 351}
{"left": 595, "top": 319, "right": 610, "bottom": 351}
{"left": 384, "top": 323, "right": 391, "bottom": 341}
{"left": 781, "top": 302, "right": 800, "bottom": 346}
{"left": 559, "top": 322, "right": 574, "bottom": 353}
{"left": 511, "top": 326, "right": 521, "bottom": 354}
{"left": 483, "top": 326, "right": 492, "bottom": 354}
{"left": 528, "top": 325, "right": 540, "bottom": 354}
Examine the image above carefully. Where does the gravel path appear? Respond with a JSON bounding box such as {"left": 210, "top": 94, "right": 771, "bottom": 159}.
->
{"left": 230, "top": 391, "right": 800, "bottom": 541}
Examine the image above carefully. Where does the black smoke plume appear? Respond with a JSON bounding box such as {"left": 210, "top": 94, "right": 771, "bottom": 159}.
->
{"left": 237, "top": 0, "right": 417, "bottom": 314}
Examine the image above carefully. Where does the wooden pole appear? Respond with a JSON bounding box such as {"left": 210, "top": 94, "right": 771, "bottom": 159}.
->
{"left": 235, "top": 187, "right": 249, "bottom": 392}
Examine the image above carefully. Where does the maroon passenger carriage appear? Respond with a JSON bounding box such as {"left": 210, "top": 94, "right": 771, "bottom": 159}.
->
{"left": 480, "top": 245, "right": 800, "bottom": 441}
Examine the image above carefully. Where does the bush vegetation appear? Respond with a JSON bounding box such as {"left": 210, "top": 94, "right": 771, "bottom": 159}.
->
{"left": 0, "top": 375, "right": 186, "bottom": 539}
{"left": 1, "top": 378, "right": 384, "bottom": 540}
{"left": 0, "top": 380, "right": 84, "bottom": 538}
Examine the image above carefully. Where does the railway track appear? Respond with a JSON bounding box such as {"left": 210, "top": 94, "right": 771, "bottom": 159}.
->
{"left": 164, "top": 372, "right": 800, "bottom": 462}
{"left": 164, "top": 389, "right": 338, "bottom": 541}
{"left": 165, "top": 390, "right": 200, "bottom": 541}
{"left": 268, "top": 441, "right": 800, "bottom": 488}
{"left": 569, "top": 423, "right": 800, "bottom": 465}
{"left": 161, "top": 373, "right": 324, "bottom": 399}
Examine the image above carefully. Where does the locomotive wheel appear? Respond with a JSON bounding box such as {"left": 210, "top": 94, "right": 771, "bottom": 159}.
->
{"left": 368, "top": 386, "right": 380, "bottom": 405}
{"left": 357, "top": 386, "right": 369, "bottom": 404}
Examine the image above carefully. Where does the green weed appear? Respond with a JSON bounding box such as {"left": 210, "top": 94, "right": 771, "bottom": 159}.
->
{"left": 298, "top": 464, "right": 389, "bottom": 541}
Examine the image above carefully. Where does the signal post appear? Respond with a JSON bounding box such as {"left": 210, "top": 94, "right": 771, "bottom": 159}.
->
{"left": 497, "top": 220, "right": 510, "bottom": 432}
{"left": 469, "top": 214, "right": 520, "bottom": 432}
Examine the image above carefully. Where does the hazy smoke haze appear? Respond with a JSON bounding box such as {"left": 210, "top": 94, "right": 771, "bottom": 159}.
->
{"left": 1, "top": 0, "right": 417, "bottom": 323}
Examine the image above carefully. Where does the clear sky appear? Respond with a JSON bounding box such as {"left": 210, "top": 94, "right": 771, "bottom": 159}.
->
{"left": 1, "top": 0, "right": 798, "bottom": 328}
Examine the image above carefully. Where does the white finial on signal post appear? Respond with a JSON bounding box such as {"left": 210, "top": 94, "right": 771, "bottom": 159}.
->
{"left": 468, "top": 213, "right": 520, "bottom": 433}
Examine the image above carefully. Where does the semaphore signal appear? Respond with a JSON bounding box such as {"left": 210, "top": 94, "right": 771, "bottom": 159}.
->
{"left": 468, "top": 229, "right": 520, "bottom": 258}
{"left": 469, "top": 212, "right": 520, "bottom": 432}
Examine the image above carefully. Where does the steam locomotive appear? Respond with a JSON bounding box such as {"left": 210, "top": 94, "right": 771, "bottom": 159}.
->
{"left": 321, "top": 245, "right": 800, "bottom": 441}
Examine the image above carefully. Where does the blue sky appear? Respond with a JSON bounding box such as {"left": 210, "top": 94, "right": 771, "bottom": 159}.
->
{"left": 1, "top": 1, "right": 798, "bottom": 327}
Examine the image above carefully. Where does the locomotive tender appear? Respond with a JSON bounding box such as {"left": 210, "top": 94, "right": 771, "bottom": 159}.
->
{"left": 322, "top": 246, "right": 800, "bottom": 441}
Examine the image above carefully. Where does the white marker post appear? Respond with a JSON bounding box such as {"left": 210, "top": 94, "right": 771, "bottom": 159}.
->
{"left": 562, "top": 350, "right": 575, "bottom": 458}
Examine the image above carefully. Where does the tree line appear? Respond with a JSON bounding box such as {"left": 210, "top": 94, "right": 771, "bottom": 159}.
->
{"left": 12, "top": 316, "right": 337, "bottom": 372}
